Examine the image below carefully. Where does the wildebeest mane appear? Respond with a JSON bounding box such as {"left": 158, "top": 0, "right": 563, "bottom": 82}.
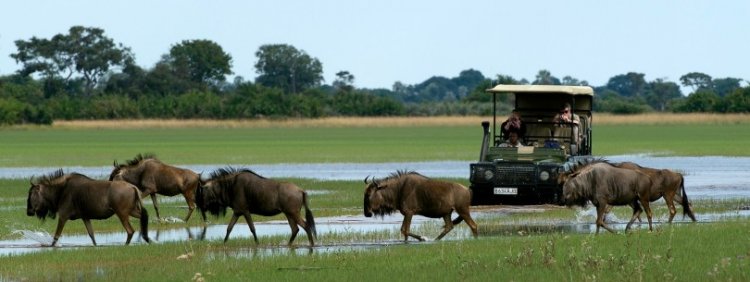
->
{"left": 124, "top": 153, "right": 158, "bottom": 167}
{"left": 111, "top": 154, "right": 158, "bottom": 180}
{"left": 209, "top": 167, "right": 266, "bottom": 182}
{"left": 562, "top": 157, "right": 611, "bottom": 174}
{"left": 34, "top": 169, "right": 66, "bottom": 186}
{"left": 379, "top": 170, "right": 429, "bottom": 184}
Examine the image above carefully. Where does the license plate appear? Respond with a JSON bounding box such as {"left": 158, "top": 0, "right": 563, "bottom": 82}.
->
{"left": 493, "top": 187, "right": 518, "bottom": 195}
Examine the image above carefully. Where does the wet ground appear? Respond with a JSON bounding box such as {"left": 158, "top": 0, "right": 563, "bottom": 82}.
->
{"left": 1, "top": 155, "right": 748, "bottom": 257}
{"left": 2, "top": 205, "right": 748, "bottom": 257}
{"left": 2, "top": 155, "right": 749, "bottom": 199}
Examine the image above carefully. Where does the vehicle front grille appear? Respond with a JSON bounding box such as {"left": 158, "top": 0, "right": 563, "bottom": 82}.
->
{"left": 495, "top": 165, "right": 536, "bottom": 185}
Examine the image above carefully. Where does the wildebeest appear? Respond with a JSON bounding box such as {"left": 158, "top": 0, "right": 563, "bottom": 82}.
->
{"left": 614, "top": 162, "right": 696, "bottom": 223}
{"left": 363, "top": 170, "right": 478, "bottom": 241}
{"left": 110, "top": 154, "right": 200, "bottom": 221}
{"left": 560, "top": 162, "right": 654, "bottom": 234}
{"left": 26, "top": 169, "right": 151, "bottom": 246}
{"left": 196, "top": 167, "right": 316, "bottom": 246}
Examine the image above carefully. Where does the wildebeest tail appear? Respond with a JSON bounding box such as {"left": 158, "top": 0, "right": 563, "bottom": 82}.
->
{"left": 303, "top": 191, "right": 317, "bottom": 238}
{"left": 679, "top": 176, "right": 697, "bottom": 222}
{"left": 134, "top": 188, "right": 151, "bottom": 243}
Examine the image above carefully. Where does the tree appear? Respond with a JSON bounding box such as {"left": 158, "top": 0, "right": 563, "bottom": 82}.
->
{"left": 11, "top": 26, "right": 131, "bottom": 96}
{"left": 606, "top": 72, "right": 646, "bottom": 97}
{"left": 254, "top": 44, "right": 323, "bottom": 93}
{"left": 333, "top": 71, "right": 355, "bottom": 92}
{"left": 679, "top": 72, "right": 712, "bottom": 93}
{"left": 673, "top": 90, "right": 720, "bottom": 112}
{"left": 164, "top": 39, "right": 233, "bottom": 87}
{"left": 645, "top": 78, "right": 682, "bottom": 111}
{"left": 561, "top": 75, "right": 589, "bottom": 86}
{"left": 532, "top": 69, "right": 560, "bottom": 85}
{"left": 725, "top": 87, "right": 750, "bottom": 112}
{"left": 712, "top": 77, "right": 742, "bottom": 97}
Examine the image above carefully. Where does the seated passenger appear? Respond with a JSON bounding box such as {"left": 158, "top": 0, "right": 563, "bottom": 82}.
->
{"left": 500, "top": 109, "right": 526, "bottom": 140}
{"left": 552, "top": 102, "right": 580, "bottom": 145}
{"left": 499, "top": 131, "right": 525, "bottom": 148}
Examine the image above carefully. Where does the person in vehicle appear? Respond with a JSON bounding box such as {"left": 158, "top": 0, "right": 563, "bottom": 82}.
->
{"left": 499, "top": 131, "right": 525, "bottom": 148}
{"left": 501, "top": 109, "right": 526, "bottom": 140}
{"left": 553, "top": 102, "right": 581, "bottom": 147}
{"left": 553, "top": 103, "right": 579, "bottom": 126}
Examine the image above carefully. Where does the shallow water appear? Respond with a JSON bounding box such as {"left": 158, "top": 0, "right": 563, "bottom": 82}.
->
{"left": 3, "top": 206, "right": 748, "bottom": 257}
{"left": 3, "top": 155, "right": 749, "bottom": 199}
{"left": 2, "top": 156, "right": 748, "bottom": 257}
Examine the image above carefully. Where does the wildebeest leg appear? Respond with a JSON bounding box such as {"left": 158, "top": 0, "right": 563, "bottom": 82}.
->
{"left": 400, "top": 214, "right": 424, "bottom": 242}
{"left": 117, "top": 213, "right": 136, "bottom": 245}
{"left": 664, "top": 192, "right": 677, "bottom": 223}
{"left": 50, "top": 217, "right": 69, "bottom": 247}
{"left": 595, "top": 204, "right": 616, "bottom": 234}
{"left": 434, "top": 214, "right": 454, "bottom": 241}
{"left": 82, "top": 219, "right": 98, "bottom": 246}
{"left": 455, "top": 210, "right": 479, "bottom": 238}
{"left": 287, "top": 212, "right": 314, "bottom": 247}
{"left": 183, "top": 191, "right": 196, "bottom": 222}
{"left": 625, "top": 200, "right": 643, "bottom": 231}
{"left": 224, "top": 213, "right": 241, "bottom": 243}
{"left": 640, "top": 198, "right": 654, "bottom": 231}
{"left": 149, "top": 193, "right": 162, "bottom": 220}
{"left": 242, "top": 211, "right": 259, "bottom": 244}
{"left": 285, "top": 215, "right": 300, "bottom": 246}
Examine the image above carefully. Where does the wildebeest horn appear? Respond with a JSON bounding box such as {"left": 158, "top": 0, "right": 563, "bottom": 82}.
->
{"left": 113, "top": 160, "right": 118, "bottom": 167}
{"left": 364, "top": 175, "right": 371, "bottom": 184}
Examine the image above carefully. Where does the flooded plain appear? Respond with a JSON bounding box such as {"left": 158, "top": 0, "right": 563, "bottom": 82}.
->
{"left": 1, "top": 155, "right": 749, "bottom": 257}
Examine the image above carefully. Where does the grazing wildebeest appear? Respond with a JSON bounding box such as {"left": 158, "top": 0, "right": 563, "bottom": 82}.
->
{"left": 196, "top": 167, "right": 316, "bottom": 246}
{"left": 614, "top": 162, "right": 696, "bottom": 223}
{"left": 26, "top": 169, "right": 151, "bottom": 246}
{"left": 110, "top": 154, "right": 200, "bottom": 221}
{"left": 363, "top": 170, "right": 478, "bottom": 242}
{"left": 559, "top": 162, "right": 654, "bottom": 234}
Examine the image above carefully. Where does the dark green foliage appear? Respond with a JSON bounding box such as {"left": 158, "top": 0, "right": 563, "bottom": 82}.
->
{"left": 2, "top": 25, "right": 750, "bottom": 124}
{"left": 254, "top": 44, "right": 323, "bottom": 94}
{"left": 672, "top": 90, "right": 723, "bottom": 113}
{"left": 593, "top": 90, "right": 651, "bottom": 114}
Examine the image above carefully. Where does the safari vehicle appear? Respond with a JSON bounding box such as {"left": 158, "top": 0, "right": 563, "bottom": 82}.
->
{"left": 469, "top": 84, "right": 594, "bottom": 205}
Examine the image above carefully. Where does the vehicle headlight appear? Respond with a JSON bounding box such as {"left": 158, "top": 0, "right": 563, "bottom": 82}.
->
{"left": 483, "top": 169, "right": 494, "bottom": 181}
{"left": 539, "top": 170, "right": 550, "bottom": 181}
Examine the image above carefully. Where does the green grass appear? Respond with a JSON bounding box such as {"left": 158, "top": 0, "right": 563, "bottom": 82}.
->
{"left": 1, "top": 123, "right": 749, "bottom": 167}
{"left": 594, "top": 124, "right": 750, "bottom": 156}
{"left": 0, "top": 221, "right": 748, "bottom": 281}
{"left": 1, "top": 121, "right": 749, "bottom": 281}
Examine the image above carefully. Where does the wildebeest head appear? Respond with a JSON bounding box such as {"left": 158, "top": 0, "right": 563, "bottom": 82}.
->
{"left": 26, "top": 181, "right": 54, "bottom": 220}
{"left": 109, "top": 154, "right": 156, "bottom": 181}
{"left": 196, "top": 178, "right": 228, "bottom": 217}
{"left": 109, "top": 161, "right": 126, "bottom": 181}
{"left": 363, "top": 176, "right": 395, "bottom": 218}
{"left": 562, "top": 171, "right": 589, "bottom": 207}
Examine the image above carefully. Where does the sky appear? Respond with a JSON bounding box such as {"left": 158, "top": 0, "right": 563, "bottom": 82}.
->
{"left": 1, "top": 0, "right": 748, "bottom": 90}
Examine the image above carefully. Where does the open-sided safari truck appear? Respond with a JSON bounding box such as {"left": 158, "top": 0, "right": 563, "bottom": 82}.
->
{"left": 469, "top": 84, "right": 594, "bottom": 205}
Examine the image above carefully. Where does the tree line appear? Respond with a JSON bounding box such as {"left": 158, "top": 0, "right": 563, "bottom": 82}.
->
{"left": 1, "top": 26, "right": 749, "bottom": 125}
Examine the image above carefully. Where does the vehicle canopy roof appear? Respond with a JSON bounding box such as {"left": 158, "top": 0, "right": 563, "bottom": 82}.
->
{"left": 486, "top": 84, "right": 594, "bottom": 96}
